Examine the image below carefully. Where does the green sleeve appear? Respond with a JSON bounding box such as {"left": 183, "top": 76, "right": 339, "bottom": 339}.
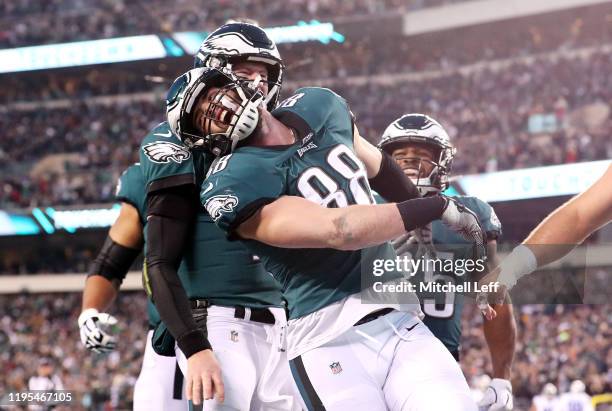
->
{"left": 200, "top": 154, "right": 286, "bottom": 235}
{"left": 461, "top": 196, "right": 502, "bottom": 240}
{"left": 139, "top": 122, "right": 195, "bottom": 194}
{"left": 115, "top": 164, "right": 147, "bottom": 222}
{"left": 273, "top": 87, "right": 353, "bottom": 145}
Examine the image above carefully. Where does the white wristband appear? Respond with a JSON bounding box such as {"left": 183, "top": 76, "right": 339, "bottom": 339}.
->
{"left": 497, "top": 244, "right": 538, "bottom": 289}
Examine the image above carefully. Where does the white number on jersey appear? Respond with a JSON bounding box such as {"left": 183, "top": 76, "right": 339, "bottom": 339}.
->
{"left": 279, "top": 93, "right": 305, "bottom": 108}
{"left": 422, "top": 250, "right": 456, "bottom": 318}
{"left": 297, "top": 144, "right": 374, "bottom": 206}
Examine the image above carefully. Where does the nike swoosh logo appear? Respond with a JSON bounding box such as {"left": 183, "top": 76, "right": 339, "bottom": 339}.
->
{"left": 201, "top": 183, "right": 214, "bottom": 196}
{"left": 154, "top": 130, "right": 172, "bottom": 137}
{"left": 406, "top": 323, "right": 418, "bottom": 332}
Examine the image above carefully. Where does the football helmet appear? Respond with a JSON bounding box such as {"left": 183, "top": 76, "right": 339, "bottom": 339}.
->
{"left": 194, "top": 22, "right": 284, "bottom": 110}
{"left": 379, "top": 113, "right": 455, "bottom": 195}
{"left": 166, "top": 67, "right": 264, "bottom": 156}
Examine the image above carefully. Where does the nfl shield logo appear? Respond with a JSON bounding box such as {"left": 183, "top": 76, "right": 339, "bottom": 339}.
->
{"left": 329, "top": 362, "right": 342, "bottom": 375}
{"left": 230, "top": 330, "right": 239, "bottom": 343}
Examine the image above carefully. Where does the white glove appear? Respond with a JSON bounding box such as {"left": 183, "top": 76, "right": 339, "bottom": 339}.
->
{"left": 440, "top": 197, "right": 486, "bottom": 257}
{"left": 78, "top": 308, "right": 118, "bottom": 353}
{"left": 478, "top": 378, "right": 513, "bottom": 410}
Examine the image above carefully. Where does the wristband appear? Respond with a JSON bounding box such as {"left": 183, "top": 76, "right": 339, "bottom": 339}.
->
{"left": 396, "top": 196, "right": 446, "bottom": 232}
{"left": 497, "top": 244, "right": 538, "bottom": 289}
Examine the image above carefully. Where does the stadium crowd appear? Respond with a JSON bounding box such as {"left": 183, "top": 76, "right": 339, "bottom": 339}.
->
{"left": 0, "top": 0, "right": 473, "bottom": 48}
{"left": 461, "top": 302, "right": 612, "bottom": 409}
{"left": 0, "top": 292, "right": 145, "bottom": 410}
{"left": 2, "top": 46, "right": 611, "bottom": 209}
{"left": 1, "top": 292, "right": 609, "bottom": 410}
{"left": 3, "top": 2, "right": 610, "bottom": 105}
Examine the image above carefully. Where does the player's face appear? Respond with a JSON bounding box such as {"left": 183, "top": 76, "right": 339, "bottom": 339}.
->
{"left": 232, "top": 61, "right": 269, "bottom": 96}
{"left": 392, "top": 143, "right": 437, "bottom": 179}
{"left": 193, "top": 87, "right": 241, "bottom": 135}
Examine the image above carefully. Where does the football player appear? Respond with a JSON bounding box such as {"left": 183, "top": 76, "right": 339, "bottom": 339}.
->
{"left": 79, "top": 163, "right": 188, "bottom": 410}
{"left": 558, "top": 380, "right": 594, "bottom": 411}
{"left": 530, "top": 383, "right": 560, "bottom": 411}
{"left": 173, "top": 68, "right": 486, "bottom": 410}
{"left": 378, "top": 114, "right": 517, "bottom": 411}
{"left": 140, "top": 23, "right": 300, "bottom": 410}
{"left": 139, "top": 22, "right": 301, "bottom": 410}
{"left": 479, "top": 162, "right": 612, "bottom": 311}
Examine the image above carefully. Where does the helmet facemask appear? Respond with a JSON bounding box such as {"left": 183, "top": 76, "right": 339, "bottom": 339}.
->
{"left": 391, "top": 141, "right": 454, "bottom": 195}
{"left": 379, "top": 114, "right": 455, "bottom": 196}
{"left": 196, "top": 81, "right": 264, "bottom": 156}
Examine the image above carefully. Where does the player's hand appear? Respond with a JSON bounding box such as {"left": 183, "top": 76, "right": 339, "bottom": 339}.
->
{"left": 476, "top": 267, "right": 509, "bottom": 320}
{"left": 186, "top": 349, "right": 224, "bottom": 405}
{"left": 78, "top": 308, "right": 118, "bottom": 353}
{"left": 478, "top": 378, "right": 513, "bottom": 410}
{"left": 440, "top": 196, "right": 486, "bottom": 257}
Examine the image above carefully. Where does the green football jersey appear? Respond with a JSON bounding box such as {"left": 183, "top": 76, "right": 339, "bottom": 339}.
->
{"left": 202, "top": 87, "right": 401, "bottom": 320}
{"left": 115, "top": 163, "right": 160, "bottom": 327}
{"left": 422, "top": 195, "right": 501, "bottom": 352}
{"left": 139, "top": 122, "right": 283, "bottom": 308}
{"left": 382, "top": 193, "right": 501, "bottom": 353}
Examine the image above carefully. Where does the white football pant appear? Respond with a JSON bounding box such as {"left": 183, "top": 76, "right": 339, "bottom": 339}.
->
{"left": 289, "top": 311, "right": 477, "bottom": 411}
{"left": 134, "top": 329, "right": 187, "bottom": 411}
{"left": 176, "top": 306, "right": 303, "bottom": 411}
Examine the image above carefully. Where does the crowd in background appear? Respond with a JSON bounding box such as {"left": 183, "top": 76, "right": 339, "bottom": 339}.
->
{"left": 2, "top": 47, "right": 611, "bottom": 209}
{"left": 1, "top": 292, "right": 609, "bottom": 410}
{"left": 462, "top": 303, "right": 611, "bottom": 409}
{"left": 0, "top": 293, "right": 145, "bottom": 410}
{"left": 2, "top": 2, "right": 610, "bottom": 105}
{"left": 0, "top": 0, "right": 473, "bottom": 48}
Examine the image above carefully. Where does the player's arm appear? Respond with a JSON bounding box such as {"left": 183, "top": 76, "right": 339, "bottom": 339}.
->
{"left": 497, "top": 164, "right": 612, "bottom": 288}
{"left": 82, "top": 203, "right": 143, "bottom": 311}
{"left": 237, "top": 194, "right": 481, "bottom": 250}
{"left": 477, "top": 239, "right": 517, "bottom": 411}
{"left": 144, "top": 184, "right": 209, "bottom": 354}
{"left": 482, "top": 240, "right": 516, "bottom": 380}
{"left": 353, "top": 124, "right": 421, "bottom": 202}
{"left": 79, "top": 202, "right": 143, "bottom": 353}
{"left": 145, "top": 184, "right": 224, "bottom": 404}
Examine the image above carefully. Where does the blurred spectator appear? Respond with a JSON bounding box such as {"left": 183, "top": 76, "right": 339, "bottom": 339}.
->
{"left": 0, "top": 0, "right": 456, "bottom": 48}
{"left": 461, "top": 304, "right": 612, "bottom": 406}
{"left": 0, "top": 292, "right": 145, "bottom": 410}
{"left": 2, "top": 47, "right": 611, "bottom": 208}
{"left": 1, "top": 292, "right": 608, "bottom": 409}
{"left": 28, "top": 357, "right": 64, "bottom": 411}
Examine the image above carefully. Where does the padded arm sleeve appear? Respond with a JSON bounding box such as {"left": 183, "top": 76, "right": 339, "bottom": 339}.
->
{"left": 145, "top": 185, "right": 212, "bottom": 358}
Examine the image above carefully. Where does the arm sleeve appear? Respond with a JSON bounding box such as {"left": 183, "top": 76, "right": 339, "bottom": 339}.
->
{"left": 368, "top": 150, "right": 421, "bottom": 202}
{"left": 144, "top": 184, "right": 212, "bottom": 358}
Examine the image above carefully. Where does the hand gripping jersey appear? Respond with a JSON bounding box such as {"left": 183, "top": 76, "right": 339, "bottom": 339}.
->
{"left": 201, "top": 88, "right": 417, "bottom": 327}
{"left": 139, "top": 122, "right": 283, "bottom": 308}
{"left": 115, "top": 163, "right": 160, "bottom": 328}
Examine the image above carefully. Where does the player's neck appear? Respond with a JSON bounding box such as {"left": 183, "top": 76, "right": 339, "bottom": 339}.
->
{"left": 249, "top": 110, "right": 296, "bottom": 147}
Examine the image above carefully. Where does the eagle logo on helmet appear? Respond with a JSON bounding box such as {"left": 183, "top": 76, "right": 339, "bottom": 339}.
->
{"left": 204, "top": 194, "right": 239, "bottom": 221}
{"left": 142, "top": 142, "right": 191, "bottom": 164}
